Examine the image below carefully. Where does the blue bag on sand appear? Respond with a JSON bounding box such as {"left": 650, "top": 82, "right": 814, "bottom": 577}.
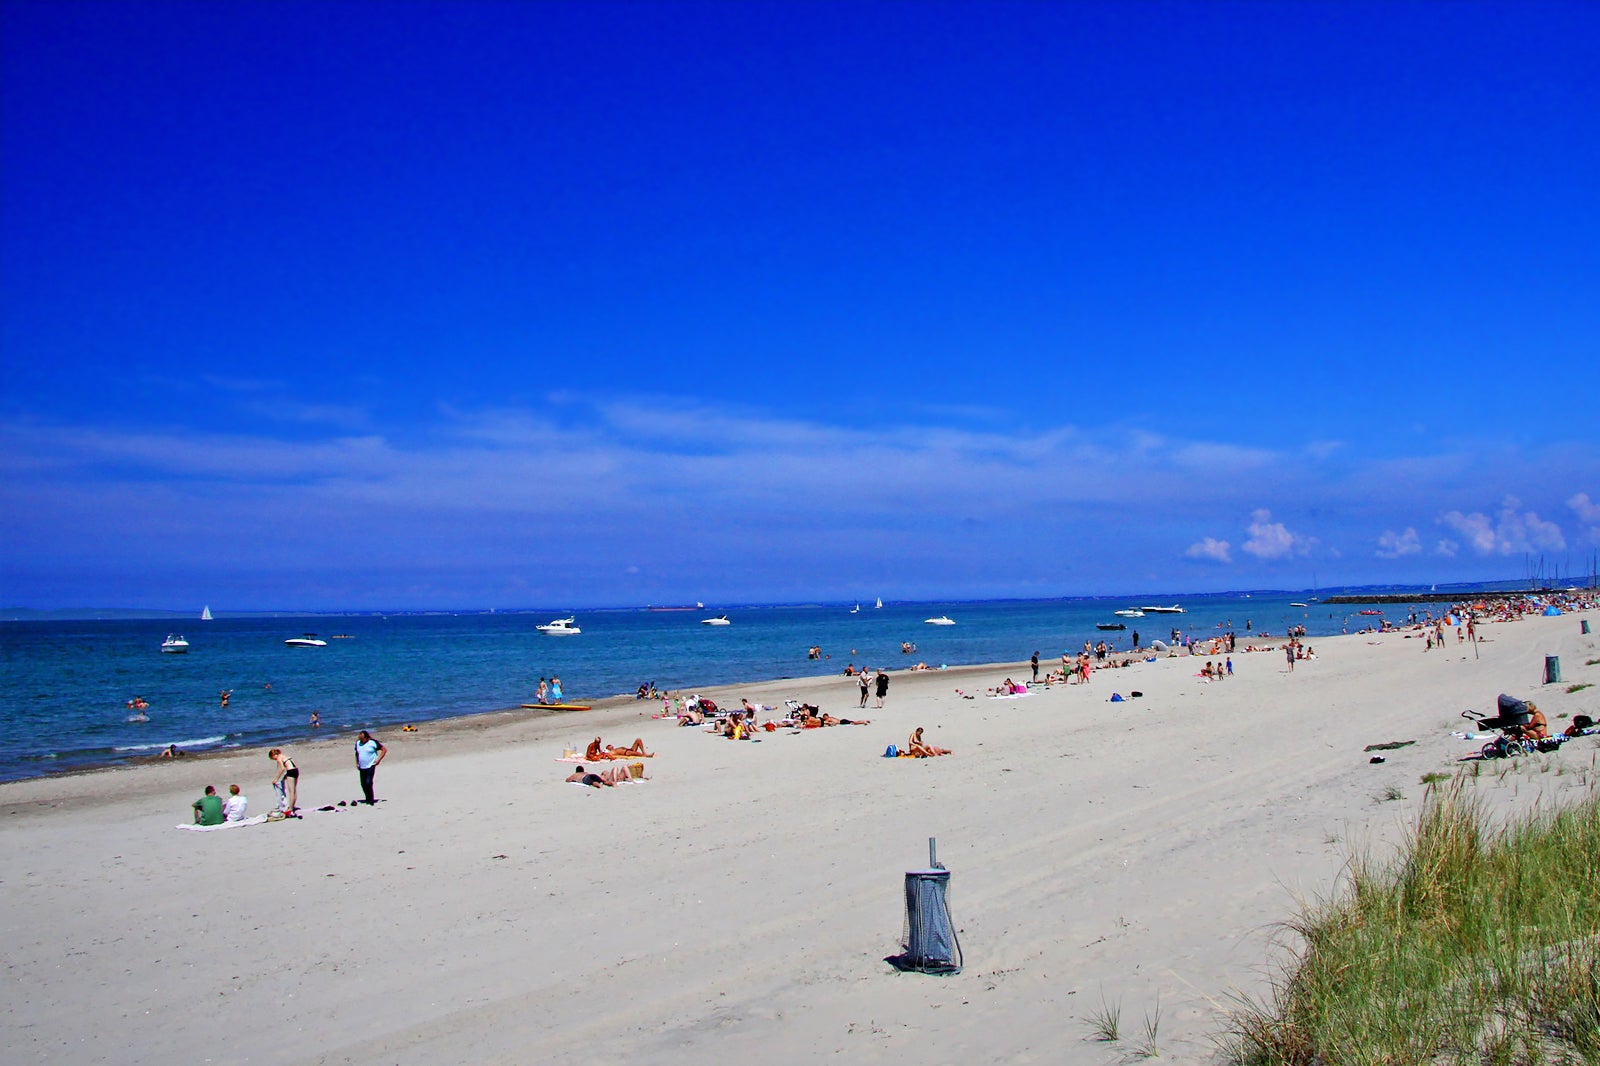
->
{"left": 1110, "top": 693, "right": 1124, "bottom": 702}
{"left": 884, "top": 744, "right": 899, "bottom": 758}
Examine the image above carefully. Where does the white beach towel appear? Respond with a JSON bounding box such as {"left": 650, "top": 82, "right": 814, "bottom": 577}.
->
{"left": 176, "top": 815, "right": 269, "bottom": 832}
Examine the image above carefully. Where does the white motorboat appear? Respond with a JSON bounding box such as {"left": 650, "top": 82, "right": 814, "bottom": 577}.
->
{"left": 1113, "top": 609, "right": 1144, "bottom": 618}
{"left": 1139, "top": 605, "right": 1186, "bottom": 614}
{"left": 160, "top": 634, "right": 189, "bottom": 654}
{"left": 1290, "top": 602, "right": 1308, "bottom": 608}
{"left": 924, "top": 615, "right": 955, "bottom": 626}
{"left": 537, "top": 616, "right": 581, "bottom": 635}
{"left": 701, "top": 614, "right": 731, "bottom": 626}
{"left": 285, "top": 634, "right": 328, "bottom": 647}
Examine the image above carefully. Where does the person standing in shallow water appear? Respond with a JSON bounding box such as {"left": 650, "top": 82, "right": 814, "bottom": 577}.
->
{"left": 874, "top": 669, "right": 889, "bottom": 709}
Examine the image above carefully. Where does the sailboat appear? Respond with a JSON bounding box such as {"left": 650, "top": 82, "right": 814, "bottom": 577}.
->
{"left": 875, "top": 596, "right": 883, "bottom": 609}
{"left": 201, "top": 605, "right": 213, "bottom": 621}
{"left": 850, "top": 603, "right": 860, "bottom": 614}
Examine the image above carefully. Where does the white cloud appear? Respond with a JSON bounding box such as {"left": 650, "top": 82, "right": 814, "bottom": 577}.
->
{"left": 1436, "top": 539, "right": 1459, "bottom": 557}
{"left": 1437, "top": 496, "right": 1566, "bottom": 556}
{"left": 1570, "top": 493, "right": 1600, "bottom": 543}
{"left": 1241, "top": 509, "right": 1313, "bottom": 560}
{"left": 1438, "top": 510, "right": 1497, "bottom": 554}
{"left": 1376, "top": 528, "right": 1421, "bottom": 559}
{"left": 1185, "top": 538, "right": 1232, "bottom": 563}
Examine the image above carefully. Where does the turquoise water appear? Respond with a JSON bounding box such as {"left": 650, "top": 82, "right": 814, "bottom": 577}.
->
{"left": 0, "top": 594, "right": 1364, "bottom": 779}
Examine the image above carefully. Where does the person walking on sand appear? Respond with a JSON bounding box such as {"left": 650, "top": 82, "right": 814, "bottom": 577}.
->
{"left": 858, "top": 669, "right": 871, "bottom": 708}
{"left": 1285, "top": 643, "right": 1295, "bottom": 672}
{"left": 874, "top": 669, "right": 889, "bottom": 709}
{"left": 1030, "top": 651, "right": 1040, "bottom": 682}
{"left": 355, "top": 730, "right": 386, "bottom": 805}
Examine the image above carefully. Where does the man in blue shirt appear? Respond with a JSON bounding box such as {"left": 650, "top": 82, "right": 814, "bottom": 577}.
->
{"left": 354, "top": 731, "right": 387, "bottom": 805}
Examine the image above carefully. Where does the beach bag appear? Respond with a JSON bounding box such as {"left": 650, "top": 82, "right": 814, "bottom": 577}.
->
{"left": 884, "top": 744, "right": 899, "bottom": 758}
{"left": 1110, "top": 693, "right": 1124, "bottom": 702}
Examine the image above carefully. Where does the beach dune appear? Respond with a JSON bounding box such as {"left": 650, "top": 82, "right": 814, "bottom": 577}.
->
{"left": 2, "top": 613, "right": 1595, "bottom": 1063}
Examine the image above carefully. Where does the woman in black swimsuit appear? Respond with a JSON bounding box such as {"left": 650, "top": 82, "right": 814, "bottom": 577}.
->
{"left": 269, "top": 748, "right": 300, "bottom": 814}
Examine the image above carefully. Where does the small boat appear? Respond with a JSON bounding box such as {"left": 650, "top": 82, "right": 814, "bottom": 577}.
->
{"left": 537, "top": 616, "right": 581, "bottom": 635}
{"left": 1113, "top": 609, "right": 1144, "bottom": 618}
{"left": 200, "top": 605, "right": 213, "bottom": 621}
{"left": 1290, "top": 602, "right": 1308, "bottom": 608}
{"left": 700, "top": 614, "right": 731, "bottom": 626}
{"left": 1140, "top": 605, "right": 1186, "bottom": 614}
{"left": 875, "top": 597, "right": 883, "bottom": 609}
{"left": 160, "top": 634, "right": 189, "bottom": 654}
{"left": 285, "top": 634, "right": 328, "bottom": 647}
{"left": 1096, "top": 622, "right": 1126, "bottom": 631}
{"left": 1358, "top": 609, "right": 1383, "bottom": 616}
{"left": 850, "top": 603, "right": 860, "bottom": 614}
{"left": 924, "top": 615, "right": 955, "bottom": 626}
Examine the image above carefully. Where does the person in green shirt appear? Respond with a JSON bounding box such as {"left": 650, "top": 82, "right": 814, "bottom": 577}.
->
{"left": 192, "top": 785, "right": 224, "bottom": 826}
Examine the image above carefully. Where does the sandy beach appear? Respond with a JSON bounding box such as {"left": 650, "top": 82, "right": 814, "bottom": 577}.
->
{"left": 3, "top": 611, "right": 1596, "bottom": 1064}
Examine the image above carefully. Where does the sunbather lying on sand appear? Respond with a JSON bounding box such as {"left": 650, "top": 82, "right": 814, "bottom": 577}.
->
{"left": 793, "top": 708, "right": 870, "bottom": 727}
{"left": 906, "top": 727, "right": 950, "bottom": 757}
{"left": 565, "top": 765, "right": 635, "bottom": 787}
{"left": 585, "top": 737, "right": 656, "bottom": 760}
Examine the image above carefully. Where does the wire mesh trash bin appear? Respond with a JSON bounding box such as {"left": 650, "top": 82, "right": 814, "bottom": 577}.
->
{"left": 887, "top": 839, "right": 962, "bottom": 974}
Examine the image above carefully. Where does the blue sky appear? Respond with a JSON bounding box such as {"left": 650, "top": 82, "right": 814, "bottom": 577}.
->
{"left": 3, "top": 0, "right": 1597, "bottom": 610}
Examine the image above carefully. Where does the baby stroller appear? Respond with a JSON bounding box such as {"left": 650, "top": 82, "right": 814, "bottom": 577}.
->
{"left": 1464, "top": 693, "right": 1537, "bottom": 759}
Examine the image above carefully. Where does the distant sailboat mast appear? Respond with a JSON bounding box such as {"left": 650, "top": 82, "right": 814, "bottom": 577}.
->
{"left": 201, "top": 605, "right": 213, "bottom": 621}
{"left": 875, "top": 596, "right": 883, "bottom": 609}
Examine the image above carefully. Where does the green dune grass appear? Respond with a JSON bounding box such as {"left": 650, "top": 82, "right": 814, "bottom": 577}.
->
{"left": 1227, "top": 775, "right": 1600, "bottom": 1064}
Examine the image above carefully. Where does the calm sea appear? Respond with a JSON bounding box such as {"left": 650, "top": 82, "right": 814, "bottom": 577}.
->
{"left": 0, "top": 594, "right": 1372, "bottom": 780}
